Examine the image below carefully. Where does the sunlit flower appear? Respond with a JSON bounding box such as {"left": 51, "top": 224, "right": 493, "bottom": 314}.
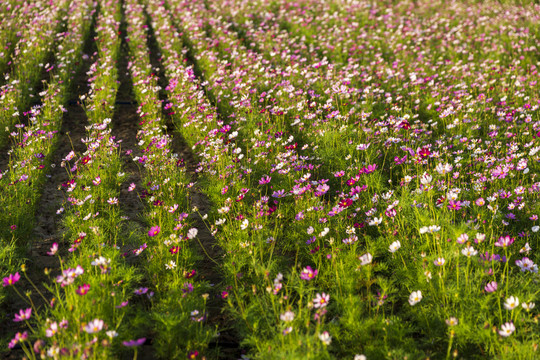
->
{"left": 461, "top": 246, "right": 478, "bottom": 257}
{"left": 359, "top": 253, "right": 373, "bottom": 265}
{"left": 388, "top": 241, "right": 401, "bottom": 253}
{"left": 409, "top": 290, "right": 422, "bottom": 306}
{"left": 148, "top": 226, "right": 161, "bottom": 237}
{"left": 84, "top": 319, "right": 104, "bottom": 334}
{"left": 434, "top": 258, "right": 445, "bottom": 266}
{"left": 318, "top": 331, "right": 332, "bottom": 345}
{"left": 504, "top": 296, "right": 519, "bottom": 310}
{"left": 280, "top": 311, "right": 295, "bottom": 322}
{"left": 498, "top": 322, "right": 515, "bottom": 337}
{"left": 300, "top": 266, "right": 318, "bottom": 281}
{"left": 313, "top": 293, "right": 330, "bottom": 308}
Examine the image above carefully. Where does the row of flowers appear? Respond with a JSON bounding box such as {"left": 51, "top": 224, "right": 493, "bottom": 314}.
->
{"left": 3, "top": 0, "right": 140, "bottom": 358}
{"left": 162, "top": 0, "right": 342, "bottom": 357}
{"left": 0, "top": 0, "right": 95, "bottom": 337}
{"left": 123, "top": 0, "right": 214, "bottom": 357}
{"left": 0, "top": 0, "right": 35, "bottom": 76}
{"left": 0, "top": 0, "right": 70, "bottom": 147}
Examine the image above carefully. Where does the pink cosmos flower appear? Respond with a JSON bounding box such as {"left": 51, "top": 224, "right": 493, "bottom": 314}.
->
{"left": 13, "top": 308, "right": 32, "bottom": 322}
{"left": 447, "top": 200, "right": 462, "bottom": 211}
{"left": 3, "top": 272, "right": 20, "bottom": 287}
{"left": 148, "top": 226, "right": 160, "bottom": 237}
{"left": 84, "top": 319, "right": 104, "bottom": 334}
{"left": 76, "top": 284, "right": 91, "bottom": 296}
{"left": 123, "top": 338, "right": 146, "bottom": 347}
{"left": 47, "top": 243, "right": 58, "bottom": 256}
{"left": 313, "top": 293, "right": 330, "bottom": 308}
{"left": 495, "top": 235, "right": 514, "bottom": 248}
{"left": 300, "top": 266, "right": 318, "bottom": 281}
{"left": 46, "top": 322, "right": 59, "bottom": 337}
{"left": 485, "top": 281, "right": 498, "bottom": 293}
{"left": 8, "top": 331, "right": 27, "bottom": 349}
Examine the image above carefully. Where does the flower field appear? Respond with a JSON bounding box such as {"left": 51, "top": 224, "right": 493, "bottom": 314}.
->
{"left": 1, "top": 0, "right": 539, "bottom": 358}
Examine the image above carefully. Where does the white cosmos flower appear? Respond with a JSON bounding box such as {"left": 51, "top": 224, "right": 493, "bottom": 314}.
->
{"left": 359, "top": 253, "right": 373, "bottom": 266}
{"left": 240, "top": 219, "right": 249, "bottom": 230}
{"left": 409, "top": 290, "right": 422, "bottom": 306}
{"left": 420, "top": 172, "right": 432, "bottom": 185}
{"left": 434, "top": 257, "right": 445, "bottom": 266}
{"left": 461, "top": 246, "right": 478, "bottom": 257}
{"left": 280, "top": 311, "right": 295, "bottom": 322}
{"left": 187, "top": 228, "right": 198, "bottom": 239}
{"left": 318, "top": 331, "right": 332, "bottom": 345}
{"left": 369, "top": 217, "right": 382, "bottom": 226}
{"left": 504, "top": 296, "right": 520, "bottom": 310}
{"left": 498, "top": 322, "right": 515, "bottom": 337}
{"left": 388, "top": 240, "right": 401, "bottom": 253}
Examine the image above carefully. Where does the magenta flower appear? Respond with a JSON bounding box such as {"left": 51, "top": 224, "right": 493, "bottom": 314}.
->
{"left": 3, "top": 272, "right": 20, "bottom": 287}
{"left": 13, "top": 308, "right": 32, "bottom": 322}
{"left": 495, "top": 235, "right": 514, "bottom": 248}
{"left": 123, "top": 338, "right": 146, "bottom": 347}
{"left": 300, "top": 266, "right": 318, "bottom": 281}
{"left": 148, "top": 226, "right": 160, "bottom": 237}
{"left": 76, "top": 284, "right": 91, "bottom": 296}
{"left": 116, "top": 300, "right": 129, "bottom": 309}
{"left": 8, "top": 331, "right": 28, "bottom": 349}
{"left": 47, "top": 243, "right": 58, "bottom": 256}
{"left": 447, "top": 200, "right": 462, "bottom": 211}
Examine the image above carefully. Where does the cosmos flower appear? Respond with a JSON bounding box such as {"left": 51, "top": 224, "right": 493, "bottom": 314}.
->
{"left": 76, "top": 284, "right": 91, "bottom": 296}
{"left": 388, "top": 241, "right": 401, "bottom": 253}
{"left": 433, "top": 258, "right": 445, "bottom": 266}
{"left": 300, "top": 266, "right": 318, "bottom": 281}
{"left": 461, "top": 246, "right": 478, "bottom": 257}
{"left": 3, "top": 273, "right": 20, "bottom": 287}
{"left": 313, "top": 293, "right": 330, "bottom": 308}
{"left": 484, "top": 281, "right": 498, "bottom": 293}
{"left": 359, "top": 253, "right": 373, "bottom": 265}
{"left": 280, "top": 311, "right": 295, "bottom": 322}
{"left": 84, "top": 319, "right": 104, "bottom": 334}
{"left": 13, "top": 308, "right": 32, "bottom": 322}
{"left": 148, "top": 225, "right": 161, "bottom": 237}
{"left": 498, "top": 322, "right": 515, "bottom": 337}
{"left": 409, "top": 291, "right": 422, "bottom": 306}
{"left": 47, "top": 242, "right": 59, "bottom": 256}
{"left": 123, "top": 338, "right": 146, "bottom": 347}
{"left": 504, "top": 296, "right": 520, "bottom": 310}
{"left": 319, "top": 331, "right": 332, "bottom": 345}
{"left": 495, "top": 235, "right": 514, "bottom": 248}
